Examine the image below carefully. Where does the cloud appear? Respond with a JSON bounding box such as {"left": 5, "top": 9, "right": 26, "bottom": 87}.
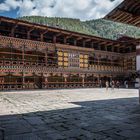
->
{"left": 0, "top": 0, "right": 21, "bottom": 11}
{"left": 0, "top": 0, "right": 123, "bottom": 21}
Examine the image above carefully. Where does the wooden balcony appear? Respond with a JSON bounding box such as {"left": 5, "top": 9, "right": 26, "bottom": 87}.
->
{"left": 0, "top": 35, "right": 136, "bottom": 74}
{"left": 0, "top": 60, "right": 127, "bottom": 73}
{"left": 89, "top": 65, "right": 124, "bottom": 73}
{"left": 0, "top": 35, "right": 48, "bottom": 51}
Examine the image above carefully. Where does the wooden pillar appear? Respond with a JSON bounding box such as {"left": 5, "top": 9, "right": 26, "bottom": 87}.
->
{"left": 44, "top": 76, "right": 48, "bottom": 89}
{"left": 91, "top": 42, "right": 94, "bottom": 48}
{"left": 64, "top": 74, "right": 68, "bottom": 87}
{"left": 45, "top": 77, "right": 48, "bottom": 83}
{"left": 34, "top": 73, "right": 36, "bottom": 89}
{"left": 41, "top": 34, "right": 44, "bottom": 42}
{"left": 64, "top": 37, "right": 67, "bottom": 44}
{"left": 105, "top": 46, "right": 107, "bottom": 51}
{"left": 98, "top": 45, "right": 101, "bottom": 50}
{"left": 110, "top": 75, "right": 113, "bottom": 81}
{"left": 22, "top": 45, "right": 25, "bottom": 63}
{"left": 27, "top": 28, "right": 34, "bottom": 39}
{"left": 8, "top": 72, "right": 11, "bottom": 90}
{"left": 117, "top": 47, "right": 120, "bottom": 53}
{"left": 53, "top": 36, "right": 56, "bottom": 43}
{"left": 22, "top": 72, "right": 25, "bottom": 89}
{"left": 22, "top": 45, "right": 25, "bottom": 89}
{"left": 40, "top": 30, "right": 48, "bottom": 42}
{"left": 11, "top": 24, "right": 18, "bottom": 37}
{"left": 27, "top": 32, "right": 30, "bottom": 39}
{"left": 44, "top": 73, "right": 51, "bottom": 88}
{"left": 82, "top": 75, "right": 85, "bottom": 87}
{"left": 98, "top": 56, "right": 100, "bottom": 70}
{"left": 74, "top": 39, "right": 77, "bottom": 46}
{"left": 112, "top": 46, "right": 114, "bottom": 52}
{"left": 64, "top": 76, "right": 67, "bottom": 83}
{"left": 41, "top": 73, "right": 43, "bottom": 88}
{"left": 83, "top": 41, "right": 86, "bottom": 47}
{"left": 97, "top": 75, "right": 100, "bottom": 85}
{"left": 11, "top": 28, "right": 15, "bottom": 37}
{"left": 111, "top": 57, "right": 113, "bottom": 71}
{"left": 45, "top": 49, "right": 48, "bottom": 66}
{"left": 129, "top": 46, "right": 132, "bottom": 53}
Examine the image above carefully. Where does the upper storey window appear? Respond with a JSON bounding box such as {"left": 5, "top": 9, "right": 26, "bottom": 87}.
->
{"left": 68, "top": 52, "right": 79, "bottom": 68}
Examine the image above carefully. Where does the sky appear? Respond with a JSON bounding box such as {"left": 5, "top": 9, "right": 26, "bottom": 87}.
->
{"left": 0, "top": 0, "right": 123, "bottom": 21}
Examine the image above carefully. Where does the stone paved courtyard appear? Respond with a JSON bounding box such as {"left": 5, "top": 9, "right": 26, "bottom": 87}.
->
{"left": 0, "top": 88, "right": 140, "bottom": 140}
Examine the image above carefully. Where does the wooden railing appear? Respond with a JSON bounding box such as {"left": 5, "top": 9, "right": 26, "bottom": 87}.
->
{"left": 89, "top": 65, "right": 124, "bottom": 72}
{"left": 0, "top": 60, "right": 126, "bottom": 72}
{"left": 0, "top": 35, "right": 47, "bottom": 49}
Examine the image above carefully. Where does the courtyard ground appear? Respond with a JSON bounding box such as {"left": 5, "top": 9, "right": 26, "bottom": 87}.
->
{"left": 0, "top": 88, "right": 140, "bottom": 140}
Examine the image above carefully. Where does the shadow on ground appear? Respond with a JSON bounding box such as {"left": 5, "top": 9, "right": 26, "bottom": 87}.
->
{"left": 0, "top": 97, "right": 140, "bottom": 140}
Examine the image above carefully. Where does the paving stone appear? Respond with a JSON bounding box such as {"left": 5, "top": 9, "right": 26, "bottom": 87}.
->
{"left": 25, "top": 117, "right": 44, "bottom": 125}
{"left": 0, "top": 129, "right": 4, "bottom": 140}
{"left": 36, "top": 130, "right": 66, "bottom": 140}
{"left": 2, "top": 122, "right": 32, "bottom": 136}
{"left": 116, "top": 129, "right": 140, "bottom": 138}
{"left": 5, "top": 133, "right": 41, "bottom": 140}
{"left": 0, "top": 88, "right": 139, "bottom": 140}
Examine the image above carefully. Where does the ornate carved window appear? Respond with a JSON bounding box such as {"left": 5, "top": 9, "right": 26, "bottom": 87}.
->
{"left": 68, "top": 52, "right": 79, "bottom": 68}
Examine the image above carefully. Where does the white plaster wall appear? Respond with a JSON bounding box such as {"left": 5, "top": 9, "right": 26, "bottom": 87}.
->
{"left": 136, "top": 55, "right": 140, "bottom": 71}
{"left": 136, "top": 45, "right": 140, "bottom": 71}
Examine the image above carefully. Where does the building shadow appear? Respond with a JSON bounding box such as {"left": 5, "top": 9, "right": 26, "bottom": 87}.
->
{"left": 0, "top": 97, "right": 140, "bottom": 140}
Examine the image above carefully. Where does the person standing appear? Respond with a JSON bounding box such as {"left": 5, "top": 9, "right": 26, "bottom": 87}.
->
{"left": 99, "top": 80, "right": 102, "bottom": 88}
{"left": 124, "top": 80, "right": 128, "bottom": 88}
{"left": 116, "top": 81, "right": 120, "bottom": 89}
{"left": 106, "top": 81, "right": 109, "bottom": 90}
{"left": 110, "top": 80, "right": 115, "bottom": 90}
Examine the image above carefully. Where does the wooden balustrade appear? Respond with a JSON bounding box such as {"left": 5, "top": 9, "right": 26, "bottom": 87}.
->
{"left": 90, "top": 64, "right": 124, "bottom": 72}
{"left": 0, "top": 35, "right": 47, "bottom": 50}
{"left": 0, "top": 59, "right": 128, "bottom": 74}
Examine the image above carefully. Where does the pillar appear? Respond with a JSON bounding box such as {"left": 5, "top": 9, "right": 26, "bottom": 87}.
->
{"left": 64, "top": 77, "right": 67, "bottom": 83}
{"left": 41, "top": 34, "right": 44, "bottom": 42}
{"left": 83, "top": 41, "right": 86, "bottom": 47}
{"left": 82, "top": 75, "right": 85, "bottom": 87}
{"left": 112, "top": 46, "right": 114, "bottom": 52}
{"left": 136, "top": 45, "right": 140, "bottom": 71}
{"left": 117, "top": 48, "right": 120, "bottom": 53}
{"left": 22, "top": 72, "right": 25, "bottom": 89}
{"left": 97, "top": 75, "right": 100, "bottom": 84}
{"left": 22, "top": 45, "right": 25, "bottom": 63}
{"left": 91, "top": 42, "right": 94, "bottom": 48}
{"left": 136, "top": 44, "right": 140, "bottom": 104}
{"left": 27, "top": 32, "right": 30, "bottom": 39}
{"left": 27, "top": 28, "right": 34, "bottom": 39}
{"left": 110, "top": 75, "right": 113, "bottom": 82}
{"left": 45, "top": 49, "right": 48, "bottom": 65}
{"left": 53, "top": 36, "right": 56, "bottom": 43}
{"left": 74, "top": 39, "right": 77, "bottom": 46}
{"left": 64, "top": 37, "right": 67, "bottom": 44}
{"left": 22, "top": 46, "right": 25, "bottom": 89}
{"left": 63, "top": 74, "right": 68, "bottom": 83}
{"left": 44, "top": 73, "right": 51, "bottom": 88}
{"left": 11, "top": 28, "right": 15, "bottom": 37}
{"left": 11, "top": 25, "right": 17, "bottom": 37}
{"left": 105, "top": 46, "right": 107, "bottom": 51}
{"left": 45, "top": 77, "right": 48, "bottom": 83}
{"left": 98, "top": 56, "right": 100, "bottom": 70}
